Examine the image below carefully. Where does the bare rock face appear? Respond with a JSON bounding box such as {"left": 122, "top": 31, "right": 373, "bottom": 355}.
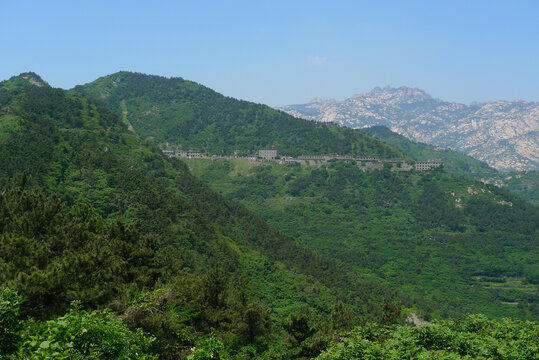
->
{"left": 279, "top": 87, "right": 539, "bottom": 171}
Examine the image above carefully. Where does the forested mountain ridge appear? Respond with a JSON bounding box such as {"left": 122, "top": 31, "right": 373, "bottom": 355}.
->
{"left": 72, "top": 71, "right": 538, "bottom": 320}
{"left": 2, "top": 73, "right": 538, "bottom": 358}
{"left": 0, "top": 74, "right": 423, "bottom": 358}
{"left": 360, "top": 126, "right": 539, "bottom": 206}
{"left": 0, "top": 72, "right": 50, "bottom": 90}
{"left": 279, "top": 86, "right": 539, "bottom": 171}
{"left": 73, "top": 71, "right": 403, "bottom": 159}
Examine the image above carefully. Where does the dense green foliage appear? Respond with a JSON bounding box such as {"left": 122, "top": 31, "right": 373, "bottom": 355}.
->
{"left": 0, "top": 182, "right": 400, "bottom": 358}
{"left": 479, "top": 170, "right": 539, "bottom": 207}
{"left": 186, "top": 158, "right": 539, "bottom": 320}
{"left": 0, "top": 184, "right": 169, "bottom": 316}
{"left": 361, "top": 126, "right": 539, "bottom": 206}
{"left": 74, "top": 72, "right": 403, "bottom": 158}
{"left": 0, "top": 72, "right": 50, "bottom": 91}
{"left": 0, "top": 81, "right": 365, "bottom": 316}
{"left": 0, "top": 290, "right": 156, "bottom": 359}
{"left": 317, "top": 315, "right": 539, "bottom": 359}
{"left": 0, "top": 288, "right": 24, "bottom": 354}
{"left": 0, "top": 75, "right": 415, "bottom": 358}
{"left": 3, "top": 289, "right": 538, "bottom": 359}
{"left": 2, "top": 73, "right": 538, "bottom": 358}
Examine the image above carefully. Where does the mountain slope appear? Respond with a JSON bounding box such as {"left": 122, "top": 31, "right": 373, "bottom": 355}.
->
{"left": 185, "top": 157, "right": 539, "bottom": 320}
{"left": 72, "top": 71, "right": 538, "bottom": 319}
{"left": 2, "top": 73, "right": 537, "bottom": 357}
{"left": 479, "top": 170, "right": 539, "bottom": 206}
{"left": 0, "top": 72, "right": 50, "bottom": 90}
{"left": 2, "top": 74, "right": 412, "bottom": 315}
{"left": 73, "top": 72, "right": 403, "bottom": 159}
{"left": 360, "top": 126, "right": 539, "bottom": 206}
{"left": 4, "top": 75, "right": 450, "bottom": 357}
{"left": 280, "top": 87, "right": 539, "bottom": 171}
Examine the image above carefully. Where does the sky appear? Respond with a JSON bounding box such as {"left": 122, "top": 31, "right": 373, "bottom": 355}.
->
{"left": 1, "top": 0, "right": 538, "bottom": 106}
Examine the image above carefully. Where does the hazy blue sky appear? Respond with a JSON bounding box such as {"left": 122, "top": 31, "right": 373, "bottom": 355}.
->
{"left": 1, "top": 0, "right": 538, "bottom": 106}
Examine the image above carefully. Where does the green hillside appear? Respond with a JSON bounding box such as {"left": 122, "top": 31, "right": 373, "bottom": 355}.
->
{"left": 0, "top": 75, "right": 417, "bottom": 358}
{"left": 316, "top": 314, "right": 539, "bottom": 359}
{"left": 360, "top": 126, "right": 539, "bottom": 205}
{"left": 479, "top": 170, "right": 539, "bottom": 206}
{"left": 74, "top": 72, "right": 402, "bottom": 158}
{"left": 185, "top": 157, "right": 539, "bottom": 320}
{"left": 73, "top": 71, "right": 538, "bottom": 318}
{"left": 2, "top": 73, "right": 538, "bottom": 358}
{"left": 0, "top": 72, "right": 50, "bottom": 91}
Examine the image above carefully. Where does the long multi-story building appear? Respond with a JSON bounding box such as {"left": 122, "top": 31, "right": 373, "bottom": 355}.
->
{"left": 415, "top": 161, "right": 442, "bottom": 171}
{"left": 259, "top": 149, "right": 279, "bottom": 159}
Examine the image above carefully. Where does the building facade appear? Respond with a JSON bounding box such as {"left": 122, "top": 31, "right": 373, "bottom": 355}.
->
{"left": 259, "top": 149, "right": 278, "bottom": 159}
{"left": 415, "top": 162, "right": 442, "bottom": 171}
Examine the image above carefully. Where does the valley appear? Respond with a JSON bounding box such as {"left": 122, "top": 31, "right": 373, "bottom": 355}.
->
{"left": 184, "top": 157, "right": 539, "bottom": 321}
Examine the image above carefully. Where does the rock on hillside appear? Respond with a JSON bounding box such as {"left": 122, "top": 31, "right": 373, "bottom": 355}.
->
{"left": 0, "top": 72, "right": 50, "bottom": 90}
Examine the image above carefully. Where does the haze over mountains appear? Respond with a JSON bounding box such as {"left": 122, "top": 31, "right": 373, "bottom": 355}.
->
{"left": 279, "top": 87, "right": 539, "bottom": 172}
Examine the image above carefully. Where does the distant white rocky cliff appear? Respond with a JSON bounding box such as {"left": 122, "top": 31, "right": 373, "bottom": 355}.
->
{"left": 279, "top": 87, "right": 538, "bottom": 171}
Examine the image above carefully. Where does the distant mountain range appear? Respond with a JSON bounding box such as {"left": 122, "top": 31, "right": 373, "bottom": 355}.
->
{"left": 279, "top": 87, "right": 539, "bottom": 172}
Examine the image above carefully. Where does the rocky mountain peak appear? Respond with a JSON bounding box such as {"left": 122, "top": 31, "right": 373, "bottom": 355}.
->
{"left": 350, "top": 86, "right": 433, "bottom": 105}
{"left": 309, "top": 97, "right": 326, "bottom": 104}
{"left": 280, "top": 88, "right": 539, "bottom": 171}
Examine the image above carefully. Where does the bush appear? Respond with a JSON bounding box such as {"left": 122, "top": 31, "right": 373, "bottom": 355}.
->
{"left": 317, "top": 315, "right": 539, "bottom": 359}
{"left": 15, "top": 302, "right": 156, "bottom": 359}
{"left": 0, "top": 288, "right": 24, "bottom": 355}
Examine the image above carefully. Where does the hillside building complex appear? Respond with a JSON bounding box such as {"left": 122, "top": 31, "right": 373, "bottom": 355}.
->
{"left": 259, "top": 149, "right": 279, "bottom": 159}
{"left": 162, "top": 148, "right": 442, "bottom": 172}
{"left": 415, "top": 162, "right": 442, "bottom": 171}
